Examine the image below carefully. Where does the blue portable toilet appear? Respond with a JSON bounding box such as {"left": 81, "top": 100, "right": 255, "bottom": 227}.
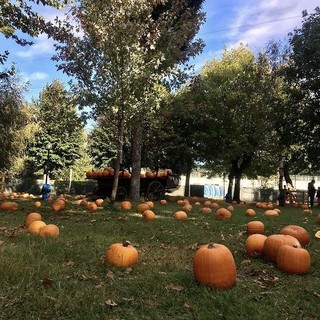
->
{"left": 41, "top": 183, "right": 51, "bottom": 201}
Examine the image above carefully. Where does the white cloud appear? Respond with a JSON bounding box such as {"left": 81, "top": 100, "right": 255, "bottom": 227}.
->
{"left": 16, "top": 34, "right": 55, "bottom": 58}
{"left": 20, "top": 71, "right": 48, "bottom": 82}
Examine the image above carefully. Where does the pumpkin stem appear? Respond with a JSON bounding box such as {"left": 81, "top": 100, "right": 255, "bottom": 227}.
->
{"left": 207, "top": 243, "right": 215, "bottom": 249}
{"left": 123, "top": 240, "right": 131, "bottom": 247}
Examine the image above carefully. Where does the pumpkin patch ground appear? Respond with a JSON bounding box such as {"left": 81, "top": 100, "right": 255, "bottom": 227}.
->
{"left": 0, "top": 196, "right": 320, "bottom": 319}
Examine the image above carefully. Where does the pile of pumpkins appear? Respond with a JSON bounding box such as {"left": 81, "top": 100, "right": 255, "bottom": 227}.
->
{"left": 25, "top": 212, "right": 59, "bottom": 237}
{"left": 246, "top": 221, "right": 311, "bottom": 275}
{"left": 86, "top": 168, "right": 173, "bottom": 179}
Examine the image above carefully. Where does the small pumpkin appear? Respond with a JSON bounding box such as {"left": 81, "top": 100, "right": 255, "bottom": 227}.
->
{"left": 25, "top": 212, "right": 42, "bottom": 227}
{"left": 28, "top": 220, "right": 47, "bottom": 235}
{"left": 264, "top": 209, "right": 279, "bottom": 217}
{"left": 137, "top": 203, "right": 150, "bottom": 213}
{"left": 34, "top": 201, "right": 41, "bottom": 208}
{"left": 203, "top": 200, "right": 212, "bottom": 207}
{"left": 52, "top": 199, "right": 65, "bottom": 212}
{"left": 246, "top": 221, "right": 264, "bottom": 235}
{"left": 105, "top": 241, "right": 139, "bottom": 267}
{"left": 276, "top": 244, "right": 311, "bottom": 275}
{"left": 174, "top": 211, "right": 188, "bottom": 220}
{"left": 245, "top": 208, "right": 256, "bottom": 217}
{"left": 38, "top": 224, "right": 60, "bottom": 237}
{"left": 182, "top": 204, "right": 192, "bottom": 212}
{"left": 245, "top": 234, "right": 267, "bottom": 257}
{"left": 121, "top": 201, "right": 132, "bottom": 210}
{"left": 142, "top": 209, "right": 156, "bottom": 221}
{"left": 95, "top": 198, "right": 104, "bottom": 206}
{"left": 193, "top": 243, "right": 236, "bottom": 289}
{"left": 215, "top": 208, "right": 232, "bottom": 220}
{"left": 145, "top": 201, "right": 154, "bottom": 209}
{"left": 200, "top": 207, "right": 212, "bottom": 214}
{"left": 211, "top": 202, "right": 219, "bottom": 209}
{"left": 160, "top": 199, "right": 167, "bottom": 205}
{"left": 87, "top": 202, "right": 98, "bottom": 211}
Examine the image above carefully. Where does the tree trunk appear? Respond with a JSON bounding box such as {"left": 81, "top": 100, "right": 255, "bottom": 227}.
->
{"left": 184, "top": 159, "right": 192, "bottom": 197}
{"left": 233, "top": 171, "right": 242, "bottom": 203}
{"left": 130, "top": 123, "right": 143, "bottom": 202}
{"left": 111, "top": 114, "right": 124, "bottom": 202}
{"left": 278, "top": 158, "right": 284, "bottom": 191}
{"left": 227, "top": 173, "right": 234, "bottom": 197}
{"left": 283, "top": 163, "right": 293, "bottom": 186}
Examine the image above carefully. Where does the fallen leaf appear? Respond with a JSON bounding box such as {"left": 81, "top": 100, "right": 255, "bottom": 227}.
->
{"left": 124, "top": 267, "right": 133, "bottom": 274}
{"left": 106, "top": 271, "right": 115, "bottom": 280}
{"left": 41, "top": 278, "right": 53, "bottom": 287}
{"left": 166, "top": 284, "right": 184, "bottom": 292}
{"left": 105, "top": 299, "right": 117, "bottom": 307}
{"left": 0, "top": 241, "right": 4, "bottom": 246}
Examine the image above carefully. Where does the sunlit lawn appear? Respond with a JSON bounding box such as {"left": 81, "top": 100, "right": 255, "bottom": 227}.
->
{"left": 0, "top": 196, "right": 320, "bottom": 320}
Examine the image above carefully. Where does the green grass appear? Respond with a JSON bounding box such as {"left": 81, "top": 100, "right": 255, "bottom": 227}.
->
{"left": 0, "top": 197, "right": 320, "bottom": 320}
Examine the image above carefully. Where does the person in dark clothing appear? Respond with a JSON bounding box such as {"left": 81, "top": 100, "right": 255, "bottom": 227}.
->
{"left": 317, "top": 187, "right": 320, "bottom": 206}
{"left": 307, "top": 179, "right": 316, "bottom": 207}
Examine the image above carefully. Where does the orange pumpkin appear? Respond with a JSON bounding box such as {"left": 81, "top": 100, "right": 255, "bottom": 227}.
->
{"left": 215, "top": 208, "right": 232, "bottom": 220}
{"left": 200, "top": 207, "right": 212, "bottom": 214}
{"left": 52, "top": 199, "right": 65, "bottom": 212}
{"left": 160, "top": 199, "right": 167, "bottom": 205}
{"left": 0, "top": 201, "right": 18, "bottom": 211}
{"left": 145, "top": 201, "right": 154, "bottom": 209}
{"left": 276, "top": 245, "right": 311, "bottom": 275}
{"left": 27, "top": 220, "right": 47, "bottom": 235}
{"left": 246, "top": 221, "right": 264, "bottom": 235}
{"left": 280, "top": 225, "right": 310, "bottom": 247}
{"left": 105, "top": 241, "right": 139, "bottom": 267}
{"left": 142, "top": 209, "right": 156, "bottom": 221}
{"left": 87, "top": 202, "right": 98, "bottom": 211}
{"left": 193, "top": 243, "right": 236, "bottom": 289}
{"left": 245, "top": 208, "right": 256, "bottom": 217}
{"left": 245, "top": 234, "right": 267, "bottom": 257}
{"left": 95, "top": 198, "right": 104, "bottom": 206}
{"left": 137, "top": 203, "right": 150, "bottom": 213}
{"left": 121, "top": 201, "right": 132, "bottom": 210}
{"left": 174, "top": 211, "right": 188, "bottom": 220}
{"left": 34, "top": 201, "right": 42, "bottom": 208}
{"left": 38, "top": 224, "right": 60, "bottom": 237}
{"left": 263, "top": 234, "right": 301, "bottom": 263}
{"left": 25, "top": 212, "right": 42, "bottom": 227}
{"left": 264, "top": 209, "right": 279, "bottom": 217}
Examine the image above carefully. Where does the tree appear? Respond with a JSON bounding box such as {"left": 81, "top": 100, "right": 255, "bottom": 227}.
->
{"left": 0, "top": 66, "right": 34, "bottom": 173}
{"left": 26, "top": 80, "right": 85, "bottom": 180}
{"left": 286, "top": 7, "right": 320, "bottom": 173}
{"left": 198, "top": 45, "right": 283, "bottom": 202}
{"left": 50, "top": 0, "right": 205, "bottom": 201}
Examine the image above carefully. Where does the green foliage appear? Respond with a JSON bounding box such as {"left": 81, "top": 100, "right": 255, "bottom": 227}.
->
{"left": 0, "top": 66, "right": 32, "bottom": 173}
{"left": 287, "top": 7, "right": 320, "bottom": 171}
{"left": 26, "top": 80, "right": 86, "bottom": 179}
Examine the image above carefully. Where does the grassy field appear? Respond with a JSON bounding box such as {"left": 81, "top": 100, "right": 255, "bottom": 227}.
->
{"left": 0, "top": 196, "right": 320, "bottom": 320}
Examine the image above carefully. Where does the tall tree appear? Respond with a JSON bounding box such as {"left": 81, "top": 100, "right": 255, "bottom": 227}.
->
{"left": 26, "top": 80, "right": 85, "bottom": 180}
{"left": 50, "top": 0, "right": 205, "bottom": 201}
{"left": 198, "top": 45, "right": 283, "bottom": 202}
{"left": 286, "top": 7, "right": 320, "bottom": 173}
{"left": 0, "top": 66, "right": 33, "bottom": 173}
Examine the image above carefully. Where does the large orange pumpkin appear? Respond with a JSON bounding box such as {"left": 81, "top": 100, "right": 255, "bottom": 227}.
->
{"left": 137, "top": 203, "right": 150, "bottom": 213}
{"left": 193, "top": 243, "right": 236, "bottom": 289}
{"left": 105, "top": 241, "right": 139, "bottom": 267}
{"left": 245, "top": 208, "right": 256, "bottom": 217}
{"left": 263, "top": 234, "right": 301, "bottom": 263}
{"left": 276, "top": 244, "right": 311, "bottom": 275}
{"left": 280, "top": 225, "right": 310, "bottom": 247}
{"left": 0, "top": 201, "right": 18, "bottom": 211}
{"left": 52, "top": 199, "right": 65, "bottom": 212}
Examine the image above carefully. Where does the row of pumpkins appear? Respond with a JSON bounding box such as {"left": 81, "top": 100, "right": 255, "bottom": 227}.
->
{"left": 25, "top": 212, "right": 59, "bottom": 237}
{"left": 86, "top": 168, "right": 173, "bottom": 179}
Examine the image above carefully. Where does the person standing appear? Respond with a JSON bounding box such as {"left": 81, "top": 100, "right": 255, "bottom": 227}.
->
{"left": 307, "top": 179, "right": 316, "bottom": 207}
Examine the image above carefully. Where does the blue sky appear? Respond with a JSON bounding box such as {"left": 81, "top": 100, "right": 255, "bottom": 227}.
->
{"left": 2, "top": 0, "right": 319, "bottom": 102}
